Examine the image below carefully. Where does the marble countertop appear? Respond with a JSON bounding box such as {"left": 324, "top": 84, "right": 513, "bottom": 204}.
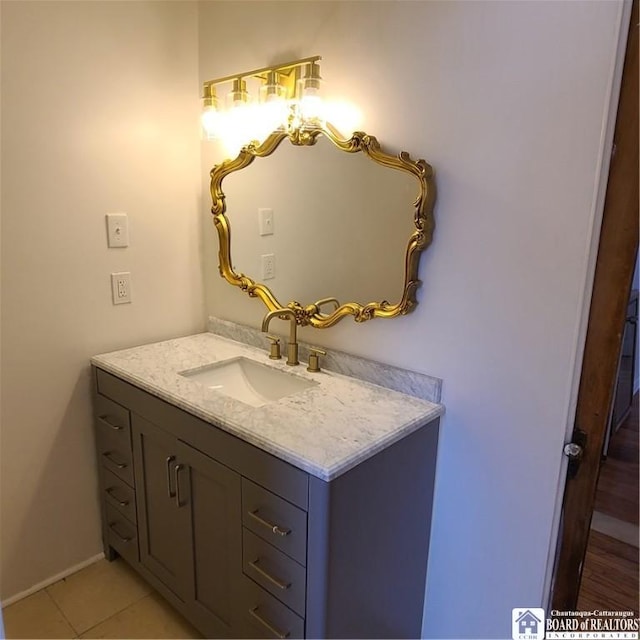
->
{"left": 91, "top": 333, "right": 443, "bottom": 481}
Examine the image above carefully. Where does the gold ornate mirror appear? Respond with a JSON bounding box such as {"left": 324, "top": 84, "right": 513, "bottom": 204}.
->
{"left": 209, "top": 123, "right": 436, "bottom": 328}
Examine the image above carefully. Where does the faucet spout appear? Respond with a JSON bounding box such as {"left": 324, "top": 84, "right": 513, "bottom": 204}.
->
{"left": 261, "top": 308, "right": 299, "bottom": 365}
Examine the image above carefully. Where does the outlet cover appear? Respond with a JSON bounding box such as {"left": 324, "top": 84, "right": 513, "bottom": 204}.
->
{"left": 261, "top": 254, "right": 275, "bottom": 280}
{"left": 111, "top": 272, "right": 132, "bottom": 304}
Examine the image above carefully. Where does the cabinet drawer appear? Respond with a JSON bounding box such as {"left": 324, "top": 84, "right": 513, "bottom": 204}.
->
{"left": 97, "top": 430, "right": 134, "bottom": 487}
{"left": 95, "top": 394, "right": 131, "bottom": 444}
{"left": 243, "top": 528, "right": 306, "bottom": 617}
{"left": 242, "top": 479, "right": 307, "bottom": 566}
{"left": 238, "top": 575, "right": 304, "bottom": 640}
{"left": 105, "top": 503, "right": 138, "bottom": 565}
{"left": 102, "top": 468, "right": 136, "bottom": 524}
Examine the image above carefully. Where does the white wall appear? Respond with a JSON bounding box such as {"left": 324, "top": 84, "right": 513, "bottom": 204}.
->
{"left": 199, "top": 2, "right": 624, "bottom": 637}
{"left": 1, "top": 1, "right": 203, "bottom": 600}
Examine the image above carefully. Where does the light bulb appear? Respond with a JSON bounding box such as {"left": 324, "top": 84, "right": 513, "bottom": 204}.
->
{"left": 201, "top": 106, "right": 222, "bottom": 140}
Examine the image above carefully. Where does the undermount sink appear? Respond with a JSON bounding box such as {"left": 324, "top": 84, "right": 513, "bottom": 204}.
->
{"left": 179, "top": 356, "right": 318, "bottom": 407}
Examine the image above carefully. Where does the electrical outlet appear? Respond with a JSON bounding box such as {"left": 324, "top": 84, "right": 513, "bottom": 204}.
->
{"left": 111, "top": 272, "right": 132, "bottom": 304}
{"left": 261, "top": 254, "right": 275, "bottom": 280}
{"left": 258, "top": 208, "right": 274, "bottom": 236}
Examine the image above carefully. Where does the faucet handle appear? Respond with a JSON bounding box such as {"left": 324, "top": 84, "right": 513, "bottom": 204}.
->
{"left": 307, "top": 347, "right": 327, "bottom": 373}
{"left": 266, "top": 335, "right": 282, "bottom": 360}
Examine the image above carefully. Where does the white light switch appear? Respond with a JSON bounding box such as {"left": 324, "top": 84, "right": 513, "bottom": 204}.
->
{"left": 106, "top": 213, "right": 129, "bottom": 248}
{"left": 258, "top": 208, "right": 274, "bottom": 236}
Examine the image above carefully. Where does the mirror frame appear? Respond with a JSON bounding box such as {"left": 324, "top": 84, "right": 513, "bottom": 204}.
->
{"left": 209, "top": 123, "right": 436, "bottom": 328}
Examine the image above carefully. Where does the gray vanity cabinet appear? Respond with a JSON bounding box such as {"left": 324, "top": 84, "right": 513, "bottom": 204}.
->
{"left": 92, "top": 366, "right": 439, "bottom": 639}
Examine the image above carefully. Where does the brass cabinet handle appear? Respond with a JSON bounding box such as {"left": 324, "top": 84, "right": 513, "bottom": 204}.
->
{"left": 108, "top": 522, "right": 132, "bottom": 543}
{"left": 99, "top": 415, "right": 123, "bottom": 431}
{"left": 248, "top": 607, "right": 289, "bottom": 639}
{"left": 102, "top": 452, "right": 127, "bottom": 469}
{"left": 165, "top": 456, "right": 176, "bottom": 498}
{"left": 105, "top": 487, "right": 129, "bottom": 507}
{"left": 248, "top": 510, "right": 291, "bottom": 537}
{"left": 248, "top": 558, "right": 291, "bottom": 591}
{"left": 175, "top": 464, "right": 184, "bottom": 508}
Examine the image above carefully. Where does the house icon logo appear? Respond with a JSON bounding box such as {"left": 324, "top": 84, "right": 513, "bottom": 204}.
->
{"left": 512, "top": 608, "right": 545, "bottom": 640}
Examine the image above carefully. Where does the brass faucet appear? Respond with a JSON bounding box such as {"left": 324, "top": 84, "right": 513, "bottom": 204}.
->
{"left": 261, "top": 308, "right": 299, "bottom": 366}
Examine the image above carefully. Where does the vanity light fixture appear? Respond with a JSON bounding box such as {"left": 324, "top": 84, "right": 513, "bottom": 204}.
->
{"left": 201, "top": 56, "right": 325, "bottom": 145}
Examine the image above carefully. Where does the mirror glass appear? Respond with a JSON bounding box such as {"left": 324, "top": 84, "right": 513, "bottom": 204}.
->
{"left": 210, "top": 125, "right": 435, "bottom": 327}
{"left": 223, "top": 135, "right": 418, "bottom": 306}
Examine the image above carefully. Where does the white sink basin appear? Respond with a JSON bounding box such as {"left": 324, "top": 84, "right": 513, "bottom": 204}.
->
{"left": 179, "top": 357, "right": 318, "bottom": 407}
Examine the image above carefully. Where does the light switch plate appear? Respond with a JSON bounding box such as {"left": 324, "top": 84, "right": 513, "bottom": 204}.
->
{"left": 106, "top": 213, "right": 129, "bottom": 248}
{"left": 258, "top": 208, "right": 274, "bottom": 236}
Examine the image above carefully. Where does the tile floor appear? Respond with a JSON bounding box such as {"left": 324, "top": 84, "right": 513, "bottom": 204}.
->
{"left": 2, "top": 558, "right": 203, "bottom": 639}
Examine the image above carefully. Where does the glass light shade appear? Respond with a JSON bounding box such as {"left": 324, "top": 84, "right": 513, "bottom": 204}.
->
{"left": 201, "top": 106, "right": 223, "bottom": 140}
{"left": 260, "top": 71, "right": 286, "bottom": 104}
{"left": 302, "top": 61, "right": 322, "bottom": 94}
{"left": 227, "top": 78, "right": 249, "bottom": 108}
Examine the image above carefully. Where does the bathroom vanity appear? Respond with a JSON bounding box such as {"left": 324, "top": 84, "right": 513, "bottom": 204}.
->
{"left": 92, "top": 331, "right": 442, "bottom": 639}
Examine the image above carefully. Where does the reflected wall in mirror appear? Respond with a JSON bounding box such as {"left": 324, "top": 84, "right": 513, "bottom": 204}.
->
{"left": 209, "top": 124, "right": 435, "bottom": 328}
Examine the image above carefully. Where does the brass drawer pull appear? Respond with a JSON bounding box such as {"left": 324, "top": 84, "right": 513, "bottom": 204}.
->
{"left": 248, "top": 607, "right": 289, "bottom": 639}
{"left": 105, "top": 487, "right": 129, "bottom": 507}
{"left": 248, "top": 510, "right": 291, "bottom": 537}
{"left": 248, "top": 558, "right": 291, "bottom": 591}
{"left": 99, "top": 415, "right": 123, "bottom": 431}
{"left": 102, "top": 452, "right": 127, "bottom": 469}
{"left": 108, "top": 522, "right": 132, "bottom": 543}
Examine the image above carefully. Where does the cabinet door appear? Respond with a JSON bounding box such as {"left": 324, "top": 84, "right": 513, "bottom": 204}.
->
{"left": 132, "top": 416, "right": 194, "bottom": 602}
{"left": 177, "top": 440, "right": 242, "bottom": 639}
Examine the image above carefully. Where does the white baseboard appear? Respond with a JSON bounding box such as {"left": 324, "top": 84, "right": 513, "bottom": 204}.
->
{"left": 1, "top": 552, "right": 104, "bottom": 608}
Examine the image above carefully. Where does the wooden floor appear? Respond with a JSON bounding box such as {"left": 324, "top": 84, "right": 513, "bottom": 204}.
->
{"left": 578, "top": 530, "right": 639, "bottom": 614}
{"left": 577, "top": 393, "right": 639, "bottom": 615}
{"left": 594, "top": 393, "right": 639, "bottom": 524}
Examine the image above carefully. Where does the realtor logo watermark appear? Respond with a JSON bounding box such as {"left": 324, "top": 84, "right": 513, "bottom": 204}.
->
{"left": 513, "top": 608, "right": 546, "bottom": 640}
{"left": 512, "top": 608, "right": 639, "bottom": 640}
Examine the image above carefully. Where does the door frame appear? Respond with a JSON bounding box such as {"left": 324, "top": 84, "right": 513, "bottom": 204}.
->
{"left": 544, "top": 0, "right": 638, "bottom": 610}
